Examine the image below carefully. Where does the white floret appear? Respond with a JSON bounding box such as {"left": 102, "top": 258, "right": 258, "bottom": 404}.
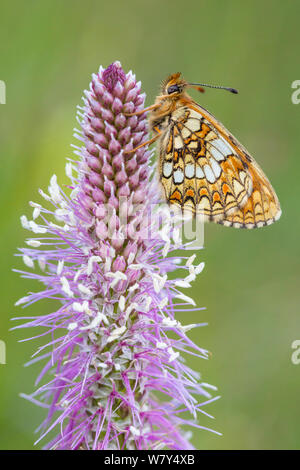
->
{"left": 22, "top": 255, "right": 34, "bottom": 268}
{"left": 61, "top": 277, "right": 74, "bottom": 297}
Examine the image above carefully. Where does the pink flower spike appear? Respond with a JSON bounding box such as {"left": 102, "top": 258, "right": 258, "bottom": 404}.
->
{"left": 15, "top": 61, "right": 219, "bottom": 450}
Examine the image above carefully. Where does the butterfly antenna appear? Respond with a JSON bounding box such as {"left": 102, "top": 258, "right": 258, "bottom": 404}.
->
{"left": 188, "top": 82, "right": 238, "bottom": 94}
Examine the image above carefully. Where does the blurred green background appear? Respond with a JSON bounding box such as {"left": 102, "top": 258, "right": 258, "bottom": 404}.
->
{"left": 0, "top": 0, "right": 299, "bottom": 450}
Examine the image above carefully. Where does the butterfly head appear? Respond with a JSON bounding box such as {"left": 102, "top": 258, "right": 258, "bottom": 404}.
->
{"left": 161, "top": 73, "right": 188, "bottom": 97}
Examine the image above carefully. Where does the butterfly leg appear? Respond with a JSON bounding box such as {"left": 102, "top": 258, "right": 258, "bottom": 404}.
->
{"left": 124, "top": 103, "right": 160, "bottom": 117}
{"left": 124, "top": 127, "right": 161, "bottom": 154}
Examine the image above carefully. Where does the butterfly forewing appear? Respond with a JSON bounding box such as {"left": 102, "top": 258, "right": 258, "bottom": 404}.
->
{"left": 159, "top": 103, "right": 281, "bottom": 228}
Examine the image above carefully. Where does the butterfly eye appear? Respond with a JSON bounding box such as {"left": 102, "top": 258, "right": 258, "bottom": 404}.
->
{"left": 167, "top": 84, "right": 180, "bottom": 94}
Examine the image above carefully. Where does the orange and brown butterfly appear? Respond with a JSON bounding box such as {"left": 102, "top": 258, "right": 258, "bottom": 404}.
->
{"left": 127, "top": 72, "right": 281, "bottom": 228}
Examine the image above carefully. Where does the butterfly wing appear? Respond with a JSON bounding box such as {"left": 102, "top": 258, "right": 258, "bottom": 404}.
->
{"left": 159, "top": 103, "right": 281, "bottom": 228}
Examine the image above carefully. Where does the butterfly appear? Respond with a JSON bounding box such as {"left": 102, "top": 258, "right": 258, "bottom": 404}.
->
{"left": 126, "top": 73, "right": 281, "bottom": 228}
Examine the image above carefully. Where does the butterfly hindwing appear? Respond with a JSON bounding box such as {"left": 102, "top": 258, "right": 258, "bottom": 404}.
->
{"left": 159, "top": 104, "right": 281, "bottom": 228}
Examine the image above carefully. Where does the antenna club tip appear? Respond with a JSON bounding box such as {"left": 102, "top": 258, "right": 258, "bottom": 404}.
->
{"left": 230, "top": 88, "right": 238, "bottom": 94}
